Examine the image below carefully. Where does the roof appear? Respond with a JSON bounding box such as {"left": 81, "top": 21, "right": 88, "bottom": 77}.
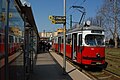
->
{"left": 15, "top": 0, "right": 40, "bottom": 38}
{"left": 21, "top": 6, "right": 36, "bottom": 27}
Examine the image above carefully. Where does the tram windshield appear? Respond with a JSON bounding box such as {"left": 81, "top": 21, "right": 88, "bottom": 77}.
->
{"left": 85, "top": 34, "right": 104, "bottom": 46}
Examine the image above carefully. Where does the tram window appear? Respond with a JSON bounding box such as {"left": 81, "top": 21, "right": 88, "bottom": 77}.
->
{"left": 9, "top": 35, "right": 14, "bottom": 43}
{"left": 61, "top": 36, "right": 64, "bottom": 43}
{"left": 3, "top": 36, "right": 4, "bottom": 43}
{"left": 17, "top": 38, "right": 19, "bottom": 43}
{"left": 20, "top": 38, "right": 23, "bottom": 43}
{"left": 79, "top": 34, "right": 82, "bottom": 46}
{"left": 67, "top": 34, "right": 71, "bottom": 44}
{"left": 85, "top": 34, "right": 104, "bottom": 46}
{"left": 56, "top": 38, "right": 58, "bottom": 43}
{"left": 15, "top": 37, "right": 17, "bottom": 43}
{"left": 0, "top": 34, "right": 1, "bottom": 43}
{"left": 55, "top": 38, "right": 58, "bottom": 43}
{"left": 19, "top": 38, "right": 21, "bottom": 43}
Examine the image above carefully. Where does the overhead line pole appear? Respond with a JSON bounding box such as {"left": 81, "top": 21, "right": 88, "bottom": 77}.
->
{"left": 70, "top": 15, "right": 72, "bottom": 29}
{"left": 63, "top": 0, "right": 66, "bottom": 73}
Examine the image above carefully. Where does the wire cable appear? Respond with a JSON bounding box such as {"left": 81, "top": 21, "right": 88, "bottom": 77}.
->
{"left": 66, "top": 0, "right": 87, "bottom": 29}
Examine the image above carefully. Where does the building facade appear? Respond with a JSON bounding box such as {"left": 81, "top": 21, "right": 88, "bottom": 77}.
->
{"left": 39, "top": 28, "right": 64, "bottom": 41}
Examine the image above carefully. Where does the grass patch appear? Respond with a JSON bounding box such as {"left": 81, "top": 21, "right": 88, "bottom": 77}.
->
{"left": 105, "top": 48, "right": 120, "bottom": 76}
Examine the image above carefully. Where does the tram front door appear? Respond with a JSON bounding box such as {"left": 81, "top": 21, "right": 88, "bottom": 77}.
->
{"left": 72, "top": 33, "right": 77, "bottom": 61}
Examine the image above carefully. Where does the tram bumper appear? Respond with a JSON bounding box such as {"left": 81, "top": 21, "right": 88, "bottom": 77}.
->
{"left": 90, "top": 61, "right": 108, "bottom": 69}
{"left": 82, "top": 57, "right": 107, "bottom": 69}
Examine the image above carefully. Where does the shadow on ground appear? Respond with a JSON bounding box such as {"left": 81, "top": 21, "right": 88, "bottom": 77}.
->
{"left": 31, "top": 52, "right": 72, "bottom": 80}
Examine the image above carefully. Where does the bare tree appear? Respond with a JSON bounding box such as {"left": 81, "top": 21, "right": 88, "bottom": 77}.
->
{"left": 97, "top": 0, "right": 120, "bottom": 48}
{"left": 86, "top": 16, "right": 103, "bottom": 26}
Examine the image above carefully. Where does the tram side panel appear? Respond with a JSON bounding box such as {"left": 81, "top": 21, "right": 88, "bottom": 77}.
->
{"left": 66, "top": 44, "right": 72, "bottom": 58}
{"left": 66, "top": 34, "right": 72, "bottom": 59}
{"left": 0, "top": 34, "right": 5, "bottom": 55}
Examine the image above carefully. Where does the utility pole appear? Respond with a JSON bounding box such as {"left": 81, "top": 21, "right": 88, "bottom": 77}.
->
{"left": 5, "top": 0, "right": 10, "bottom": 80}
{"left": 63, "top": 0, "right": 66, "bottom": 74}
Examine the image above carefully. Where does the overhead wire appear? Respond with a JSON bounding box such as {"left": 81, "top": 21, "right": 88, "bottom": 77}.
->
{"left": 80, "top": 0, "right": 86, "bottom": 5}
{"left": 66, "top": 0, "right": 86, "bottom": 15}
{"left": 66, "top": 0, "right": 86, "bottom": 24}
{"left": 66, "top": 0, "right": 79, "bottom": 12}
{"left": 66, "top": 0, "right": 80, "bottom": 28}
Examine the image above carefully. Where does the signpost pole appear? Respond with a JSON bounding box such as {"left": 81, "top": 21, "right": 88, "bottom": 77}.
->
{"left": 5, "top": 0, "right": 10, "bottom": 80}
{"left": 63, "top": 0, "right": 66, "bottom": 74}
{"left": 48, "top": 0, "right": 66, "bottom": 74}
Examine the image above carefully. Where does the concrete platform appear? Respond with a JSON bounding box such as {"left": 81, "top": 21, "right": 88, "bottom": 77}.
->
{"left": 31, "top": 51, "right": 72, "bottom": 80}
{"left": 31, "top": 50, "right": 91, "bottom": 80}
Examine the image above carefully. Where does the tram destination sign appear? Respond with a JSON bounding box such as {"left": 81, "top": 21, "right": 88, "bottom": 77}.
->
{"left": 49, "top": 15, "right": 66, "bottom": 24}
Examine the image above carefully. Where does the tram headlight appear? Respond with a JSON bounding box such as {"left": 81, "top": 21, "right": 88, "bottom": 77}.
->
{"left": 96, "top": 53, "right": 100, "bottom": 58}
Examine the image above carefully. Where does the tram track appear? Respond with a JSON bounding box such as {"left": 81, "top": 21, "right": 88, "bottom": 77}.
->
{"left": 55, "top": 51, "right": 120, "bottom": 80}
{"left": 85, "top": 69, "right": 120, "bottom": 80}
{"left": 68, "top": 58, "right": 120, "bottom": 80}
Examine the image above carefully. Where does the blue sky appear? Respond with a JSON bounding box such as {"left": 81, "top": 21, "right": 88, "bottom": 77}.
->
{"left": 28, "top": 0, "right": 103, "bottom": 32}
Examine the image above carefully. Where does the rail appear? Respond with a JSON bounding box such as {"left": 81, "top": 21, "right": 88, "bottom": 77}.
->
{"left": 54, "top": 50, "right": 120, "bottom": 80}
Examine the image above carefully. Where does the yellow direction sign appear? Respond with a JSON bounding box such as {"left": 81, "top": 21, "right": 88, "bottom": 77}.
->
{"left": 51, "top": 20, "right": 65, "bottom": 24}
{"left": 54, "top": 16, "right": 65, "bottom": 20}
{"left": 49, "top": 15, "right": 66, "bottom": 24}
{"left": 49, "top": 15, "right": 54, "bottom": 20}
{"left": 9, "top": 13, "right": 12, "bottom": 18}
{"left": 51, "top": 20, "right": 56, "bottom": 24}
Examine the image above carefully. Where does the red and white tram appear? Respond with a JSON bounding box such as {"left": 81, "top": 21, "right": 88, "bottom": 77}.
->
{"left": 53, "top": 22, "right": 107, "bottom": 68}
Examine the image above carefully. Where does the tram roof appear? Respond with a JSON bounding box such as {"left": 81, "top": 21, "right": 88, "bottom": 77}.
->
{"left": 57, "top": 24, "right": 104, "bottom": 36}
{"left": 67, "top": 24, "right": 104, "bottom": 33}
